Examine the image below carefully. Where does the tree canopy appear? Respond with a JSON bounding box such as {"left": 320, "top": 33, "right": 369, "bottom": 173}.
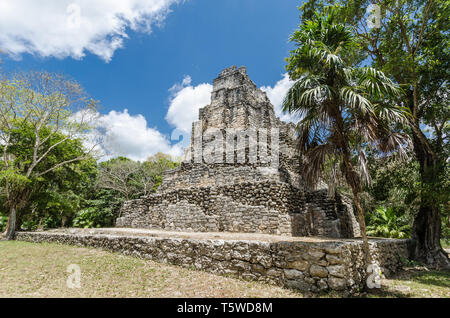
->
{"left": 295, "top": 0, "right": 449, "bottom": 267}
{"left": 0, "top": 71, "right": 97, "bottom": 239}
{"left": 283, "top": 7, "right": 411, "bottom": 268}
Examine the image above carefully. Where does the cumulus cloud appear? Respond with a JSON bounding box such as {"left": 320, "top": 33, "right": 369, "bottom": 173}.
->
{"left": 89, "top": 109, "right": 183, "bottom": 162}
{"left": 261, "top": 73, "right": 299, "bottom": 123}
{"left": 0, "top": 0, "right": 181, "bottom": 62}
{"left": 166, "top": 75, "right": 213, "bottom": 134}
{"left": 165, "top": 73, "right": 299, "bottom": 134}
{"left": 165, "top": 73, "right": 300, "bottom": 149}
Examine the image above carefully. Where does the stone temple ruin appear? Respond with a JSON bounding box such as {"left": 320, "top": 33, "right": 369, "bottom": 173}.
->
{"left": 17, "top": 66, "right": 412, "bottom": 294}
{"left": 116, "top": 66, "right": 360, "bottom": 238}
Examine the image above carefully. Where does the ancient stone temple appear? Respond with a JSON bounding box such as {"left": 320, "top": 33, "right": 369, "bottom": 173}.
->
{"left": 116, "top": 66, "right": 360, "bottom": 238}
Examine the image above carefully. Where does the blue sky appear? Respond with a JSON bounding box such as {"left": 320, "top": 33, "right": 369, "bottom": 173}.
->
{"left": 0, "top": 0, "right": 303, "bottom": 160}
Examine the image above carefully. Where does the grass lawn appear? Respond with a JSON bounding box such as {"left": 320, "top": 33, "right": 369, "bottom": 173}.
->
{"left": 365, "top": 268, "right": 450, "bottom": 298}
{"left": 0, "top": 241, "right": 302, "bottom": 298}
{"left": 0, "top": 241, "right": 448, "bottom": 298}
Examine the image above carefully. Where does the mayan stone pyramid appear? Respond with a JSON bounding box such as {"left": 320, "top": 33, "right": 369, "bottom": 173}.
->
{"left": 116, "top": 66, "right": 360, "bottom": 238}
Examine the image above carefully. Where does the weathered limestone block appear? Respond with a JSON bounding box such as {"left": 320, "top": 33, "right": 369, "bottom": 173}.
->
{"left": 327, "top": 265, "right": 346, "bottom": 278}
{"left": 288, "top": 259, "right": 309, "bottom": 271}
{"left": 309, "top": 264, "right": 328, "bottom": 278}
{"left": 317, "top": 279, "right": 328, "bottom": 291}
{"left": 284, "top": 269, "right": 304, "bottom": 280}
{"left": 328, "top": 276, "right": 347, "bottom": 290}
{"left": 305, "top": 250, "right": 326, "bottom": 262}
{"left": 326, "top": 254, "right": 343, "bottom": 265}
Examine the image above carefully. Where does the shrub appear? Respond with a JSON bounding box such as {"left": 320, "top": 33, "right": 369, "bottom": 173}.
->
{"left": 0, "top": 215, "right": 8, "bottom": 232}
{"left": 367, "top": 206, "right": 410, "bottom": 239}
{"left": 20, "top": 220, "right": 38, "bottom": 231}
{"left": 72, "top": 208, "right": 103, "bottom": 228}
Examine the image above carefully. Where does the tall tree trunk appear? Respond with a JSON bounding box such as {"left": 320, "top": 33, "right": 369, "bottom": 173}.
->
{"left": 341, "top": 149, "right": 373, "bottom": 271}
{"left": 4, "top": 207, "right": 17, "bottom": 240}
{"left": 413, "top": 202, "right": 449, "bottom": 267}
{"left": 37, "top": 217, "right": 44, "bottom": 231}
{"left": 351, "top": 187, "right": 372, "bottom": 266}
{"left": 335, "top": 109, "right": 373, "bottom": 272}
{"left": 405, "top": 88, "right": 449, "bottom": 268}
{"left": 410, "top": 133, "right": 450, "bottom": 268}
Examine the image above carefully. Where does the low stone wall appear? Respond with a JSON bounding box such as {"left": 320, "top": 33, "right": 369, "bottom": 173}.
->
{"left": 15, "top": 230, "right": 413, "bottom": 293}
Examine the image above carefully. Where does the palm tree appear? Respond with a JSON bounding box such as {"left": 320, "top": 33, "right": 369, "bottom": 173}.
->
{"left": 283, "top": 9, "right": 410, "bottom": 267}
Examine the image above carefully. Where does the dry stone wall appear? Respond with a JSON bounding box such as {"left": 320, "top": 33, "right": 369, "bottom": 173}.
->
{"left": 117, "top": 180, "right": 359, "bottom": 238}
{"left": 16, "top": 230, "right": 413, "bottom": 293}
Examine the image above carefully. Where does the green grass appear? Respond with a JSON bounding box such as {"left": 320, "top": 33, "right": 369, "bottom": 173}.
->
{"left": 0, "top": 241, "right": 448, "bottom": 298}
{"left": 441, "top": 239, "right": 450, "bottom": 249}
{"left": 362, "top": 269, "right": 450, "bottom": 298}
{"left": 0, "top": 241, "right": 302, "bottom": 298}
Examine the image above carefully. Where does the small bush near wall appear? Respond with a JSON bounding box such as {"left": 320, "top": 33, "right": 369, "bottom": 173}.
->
{"left": 0, "top": 215, "right": 8, "bottom": 232}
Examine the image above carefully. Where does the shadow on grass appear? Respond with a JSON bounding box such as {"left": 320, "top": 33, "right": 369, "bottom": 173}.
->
{"left": 321, "top": 287, "right": 413, "bottom": 298}
{"left": 347, "top": 268, "right": 450, "bottom": 298}
{"left": 364, "top": 287, "right": 413, "bottom": 298}
{"left": 375, "top": 268, "right": 449, "bottom": 297}
{"left": 411, "top": 270, "right": 450, "bottom": 289}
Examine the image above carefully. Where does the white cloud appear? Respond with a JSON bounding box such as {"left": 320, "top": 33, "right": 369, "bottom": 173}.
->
{"left": 166, "top": 75, "right": 213, "bottom": 133}
{"left": 261, "top": 73, "right": 299, "bottom": 123}
{"left": 165, "top": 73, "right": 299, "bottom": 133}
{"left": 0, "top": 0, "right": 181, "bottom": 62}
{"left": 165, "top": 73, "right": 299, "bottom": 149}
{"left": 91, "top": 109, "right": 183, "bottom": 162}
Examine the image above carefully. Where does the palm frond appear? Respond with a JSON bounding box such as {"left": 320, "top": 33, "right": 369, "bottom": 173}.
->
{"left": 302, "top": 143, "right": 335, "bottom": 188}
{"left": 374, "top": 102, "right": 411, "bottom": 125}
{"left": 357, "top": 67, "right": 401, "bottom": 98}
{"left": 282, "top": 74, "right": 328, "bottom": 114}
{"left": 357, "top": 149, "right": 371, "bottom": 186}
{"left": 339, "top": 86, "right": 373, "bottom": 115}
{"left": 377, "top": 130, "right": 411, "bottom": 161}
{"left": 352, "top": 114, "right": 379, "bottom": 144}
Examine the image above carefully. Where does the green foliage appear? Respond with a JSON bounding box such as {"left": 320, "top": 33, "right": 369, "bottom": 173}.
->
{"left": 0, "top": 215, "right": 8, "bottom": 232}
{"left": 144, "top": 152, "right": 180, "bottom": 191}
{"left": 1, "top": 121, "right": 98, "bottom": 228}
{"left": 72, "top": 208, "right": 102, "bottom": 229}
{"left": 80, "top": 189, "right": 126, "bottom": 228}
{"left": 366, "top": 158, "right": 420, "bottom": 219}
{"left": 0, "top": 168, "right": 31, "bottom": 188}
{"left": 0, "top": 72, "right": 97, "bottom": 238}
{"left": 0, "top": 72, "right": 182, "bottom": 233}
{"left": 70, "top": 154, "right": 179, "bottom": 229}
{"left": 1, "top": 152, "right": 180, "bottom": 230}
{"left": 367, "top": 206, "right": 411, "bottom": 238}
{"left": 283, "top": 7, "right": 408, "bottom": 193}
{"left": 299, "top": 0, "right": 450, "bottom": 252}
{"left": 20, "top": 220, "right": 38, "bottom": 231}
{"left": 442, "top": 215, "right": 450, "bottom": 244}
